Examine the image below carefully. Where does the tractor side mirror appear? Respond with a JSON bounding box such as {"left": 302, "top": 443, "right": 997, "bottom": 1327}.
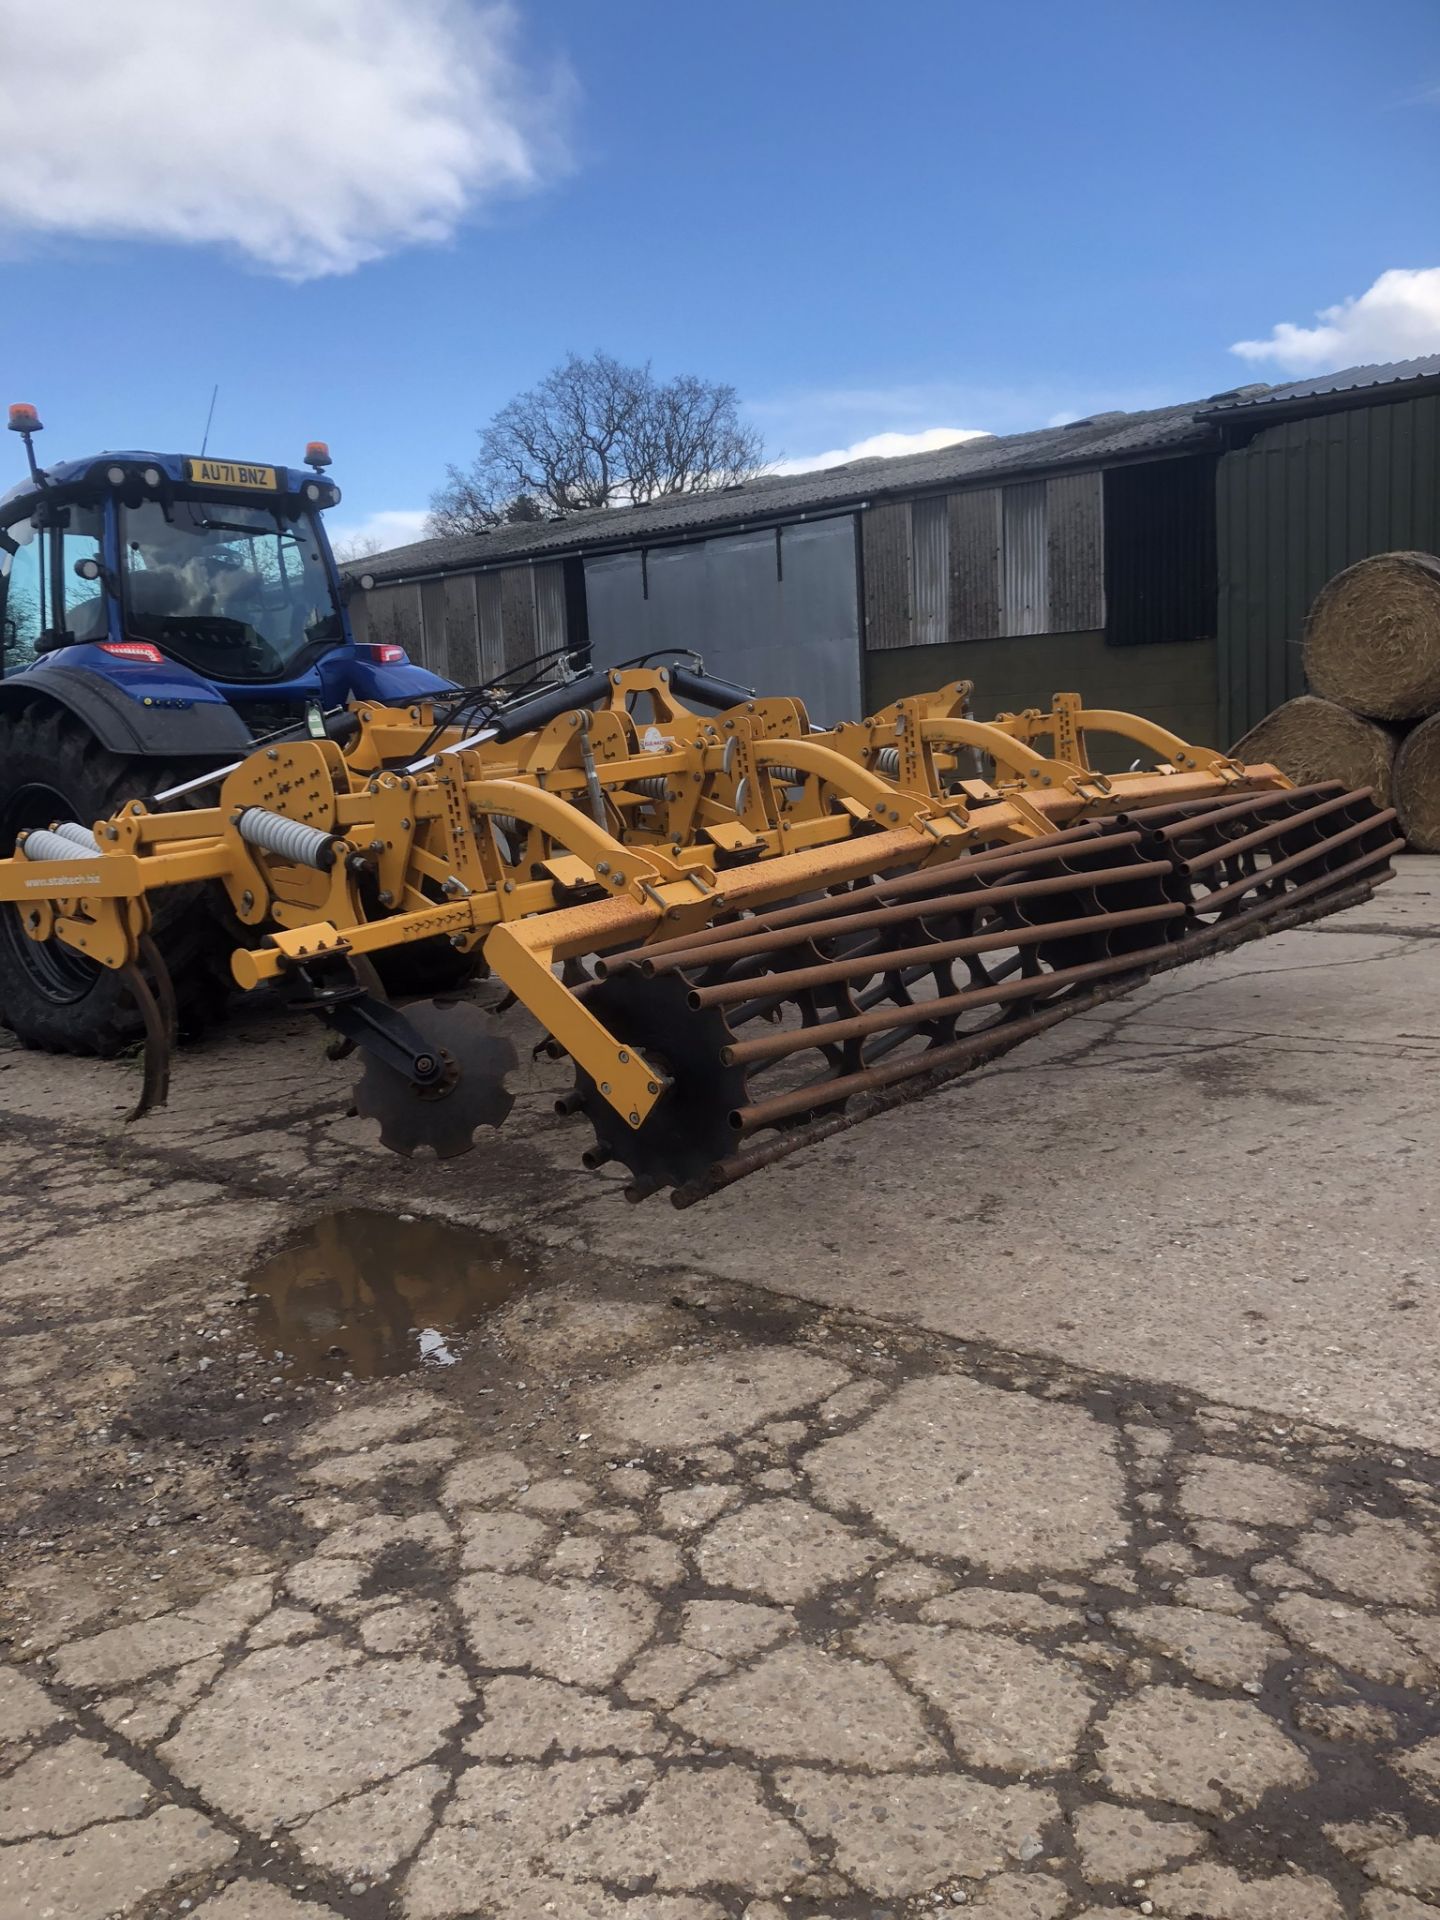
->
{"left": 74, "top": 555, "right": 116, "bottom": 591}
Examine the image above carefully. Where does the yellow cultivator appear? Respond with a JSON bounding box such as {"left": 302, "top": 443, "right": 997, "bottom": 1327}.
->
{"left": 0, "top": 662, "right": 1402, "bottom": 1203}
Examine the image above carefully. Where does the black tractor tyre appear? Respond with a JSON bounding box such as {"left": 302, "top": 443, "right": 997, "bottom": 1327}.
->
{"left": 0, "top": 705, "right": 234, "bottom": 1056}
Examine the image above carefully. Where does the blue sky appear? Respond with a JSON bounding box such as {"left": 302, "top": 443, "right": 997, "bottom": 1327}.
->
{"left": 0, "top": 0, "right": 1437, "bottom": 552}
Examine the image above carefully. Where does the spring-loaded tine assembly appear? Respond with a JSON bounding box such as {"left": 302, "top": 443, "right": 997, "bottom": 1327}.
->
{"left": 0, "top": 671, "right": 1403, "bottom": 1202}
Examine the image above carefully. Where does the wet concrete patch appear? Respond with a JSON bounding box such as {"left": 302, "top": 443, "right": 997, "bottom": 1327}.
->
{"left": 243, "top": 1207, "right": 535, "bottom": 1381}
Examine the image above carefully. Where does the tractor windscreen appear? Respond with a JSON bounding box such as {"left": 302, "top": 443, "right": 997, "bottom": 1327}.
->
{"left": 120, "top": 499, "right": 341, "bottom": 680}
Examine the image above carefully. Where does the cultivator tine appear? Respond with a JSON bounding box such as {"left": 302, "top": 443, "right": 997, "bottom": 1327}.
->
{"left": 123, "top": 938, "right": 177, "bottom": 1122}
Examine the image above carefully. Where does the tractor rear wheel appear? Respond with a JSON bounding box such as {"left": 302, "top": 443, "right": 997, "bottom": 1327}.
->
{"left": 0, "top": 705, "right": 233, "bottom": 1055}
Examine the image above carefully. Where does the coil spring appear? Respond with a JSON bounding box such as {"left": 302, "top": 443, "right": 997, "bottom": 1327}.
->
{"left": 52, "top": 820, "right": 102, "bottom": 852}
{"left": 237, "top": 807, "right": 335, "bottom": 871}
{"left": 18, "top": 827, "right": 99, "bottom": 863}
{"left": 630, "top": 775, "right": 669, "bottom": 802}
{"left": 873, "top": 747, "right": 900, "bottom": 777}
{"left": 766, "top": 765, "right": 803, "bottom": 786}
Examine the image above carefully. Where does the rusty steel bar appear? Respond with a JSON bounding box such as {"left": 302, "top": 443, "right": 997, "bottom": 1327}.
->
{"left": 672, "top": 869, "right": 1389, "bottom": 1209}
{"left": 1194, "top": 809, "right": 1400, "bottom": 913}
{"left": 724, "top": 906, "right": 1186, "bottom": 1085}
{"left": 1120, "top": 783, "right": 1344, "bottom": 833}
{"left": 598, "top": 821, "right": 1139, "bottom": 974}
{"left": 695, "top": 900, "right": 1181, "bottom": 1012}
{"left": 727, "top": 833, "right": 1400, "bottom": 1123}
{"left": 1176, "top": 788, "right": 1376, "bottom": 875}
{"left": 621, "top": 852, "right": 1163, "bottom": 980}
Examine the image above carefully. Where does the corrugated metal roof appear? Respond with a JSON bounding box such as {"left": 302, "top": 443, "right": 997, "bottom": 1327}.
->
{"left": 1200, "top": 355, "right": 1440, "bottom": 414}
{"left": 360, "top": 355, "right": 1440, "bottom": 583}
{"left": 361, "top": 400, "right": 1211, "bottom": 582}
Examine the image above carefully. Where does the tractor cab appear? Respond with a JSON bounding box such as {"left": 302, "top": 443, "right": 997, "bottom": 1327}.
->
{"left": 0, "top": 406, "right": 448, "bottom": 738}
{"left": 0, "top": 408, "right": 455, "bottom": 1055}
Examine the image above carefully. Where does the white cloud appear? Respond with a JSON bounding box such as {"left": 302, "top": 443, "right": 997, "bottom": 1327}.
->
{"left": 0, "top": 0, "right": 566, "bottom": 279}
{"left": 1231, "top": 268, "right": 1440, "bottom": 374}
{"left": 773, "top": 426, "right": 990, "bottom": 475}
{"left": 328, "top": 509, "right": 430, "bottom": 561}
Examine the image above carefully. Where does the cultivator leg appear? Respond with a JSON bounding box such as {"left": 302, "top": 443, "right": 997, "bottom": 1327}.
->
{"left": 0, "top": 669, "right": 1403, "bottom": 1205}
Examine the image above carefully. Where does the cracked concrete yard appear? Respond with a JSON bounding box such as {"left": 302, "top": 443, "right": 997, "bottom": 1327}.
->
{"left": 1, "top": 857, "right": 1437, "bottom": 1919}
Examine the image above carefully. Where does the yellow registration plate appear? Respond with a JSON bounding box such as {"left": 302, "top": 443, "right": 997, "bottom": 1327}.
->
{"left": 183, "top": 457, "right": 278, "bottom": 492}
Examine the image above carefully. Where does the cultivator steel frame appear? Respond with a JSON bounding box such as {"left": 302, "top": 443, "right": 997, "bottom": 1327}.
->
{"left": 0, "top": 664, "right": 1402, "bottom": 1203}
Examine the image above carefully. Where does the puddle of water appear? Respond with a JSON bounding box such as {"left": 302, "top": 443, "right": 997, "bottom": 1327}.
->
{"left": 242, "top": 1207, "right": 533, "bottom": 1381}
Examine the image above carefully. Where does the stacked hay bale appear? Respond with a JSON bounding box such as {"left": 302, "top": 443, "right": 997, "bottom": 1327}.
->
{"left": 1232, "top": 551, "right": 1440, "bottom": 849}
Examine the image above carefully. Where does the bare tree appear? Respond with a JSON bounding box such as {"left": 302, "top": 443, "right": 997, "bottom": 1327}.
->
{"left": 427, "top": 351, "right": 765, "bottom": 534}
{"left": 330, "top": 530, "right": 386, "bottom": 565}
{"left": 426, "top": 464, "right": 503, "bottom": 540}
{"left": 626, "top": 372, "right": 764, "bottom": 502}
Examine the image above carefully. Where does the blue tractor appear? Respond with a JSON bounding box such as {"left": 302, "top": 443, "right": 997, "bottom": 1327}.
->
{"left": 0, "top": 404, "right": 455, "bottom": 1054}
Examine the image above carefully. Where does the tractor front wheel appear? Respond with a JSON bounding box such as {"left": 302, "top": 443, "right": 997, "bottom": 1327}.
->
{"left": 0, "top": 705, "right": 233, "bottom": 1055}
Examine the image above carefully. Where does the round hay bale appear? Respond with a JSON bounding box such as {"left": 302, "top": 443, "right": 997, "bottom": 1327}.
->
{"left": 1303, "top": 550, "right": 1440, "bottom": 720}
{"left": 1394, "top": 710, "right": 1440, "bottom": 851}
{"left": 1231, "top": 695, "right": 1398, "bottom": 807}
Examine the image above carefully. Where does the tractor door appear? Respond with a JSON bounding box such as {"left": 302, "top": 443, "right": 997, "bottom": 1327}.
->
{"left": 0, "top": 506, "right": 107, "bottom": 676}
{"left": 0, "top": 516, "right": 45, "bottom": 677}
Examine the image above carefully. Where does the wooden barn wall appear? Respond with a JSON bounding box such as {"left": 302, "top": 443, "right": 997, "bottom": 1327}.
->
{"left": 476, "top": 572, "right": 505, "bottom": 679}
{"left": 861, "top": 502, "right": 913, "bottom": 651}
{"left": 499, "top": 564, "right": 538, "bottom": 669}
{"left": 443, "top": 574, "right": 480, "bottom": 683}
{"left": 864, "top": 472, "right": 1104, "bottom": 656}
{"left": 1217, "top": 393, "right": 1440, "bottom": 742}
{"left": 1047, "top": 471, "right": 1105, "bottom": 634}
{"left": 947, "top": 489, "right": 1001, "bottom": 641}
{"left": 360, "top": 583, "right": 423, "bottom": 656}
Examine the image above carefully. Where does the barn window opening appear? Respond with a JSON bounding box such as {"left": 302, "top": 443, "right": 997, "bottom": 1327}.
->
{"left": 1104, "top": 455, "right": 1216, "bottom": 646}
